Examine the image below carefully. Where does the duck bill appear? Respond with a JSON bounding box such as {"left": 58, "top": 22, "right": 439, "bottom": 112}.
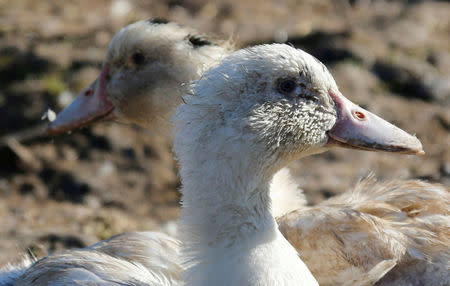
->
{"left": 326, "top": 91, "right": 424, "bottom": 155}
{"left": 47, "top": 65, "right": 116, "bottom": 136}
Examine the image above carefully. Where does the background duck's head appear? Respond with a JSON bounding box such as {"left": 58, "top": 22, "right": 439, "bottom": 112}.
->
{"left": 48, "top": 19, "right": 230, "bottom": 134}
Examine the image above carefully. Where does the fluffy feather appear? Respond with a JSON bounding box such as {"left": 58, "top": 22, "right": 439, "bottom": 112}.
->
{"left": 0, "top": 256, "right": 34, "bottom": 286}
{"left": 278, "top": 177, "right": 450, "bottom": 285}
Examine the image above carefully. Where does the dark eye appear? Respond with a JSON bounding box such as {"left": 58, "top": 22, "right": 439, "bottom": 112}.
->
{"left": 278, "top": 79, "right": 296, "bottom": 94}
{"left": 187, "top": 34, "right": 212, "bottom": 48}
{"left": 131, "top": 52, "right": 146, "bottom": 65}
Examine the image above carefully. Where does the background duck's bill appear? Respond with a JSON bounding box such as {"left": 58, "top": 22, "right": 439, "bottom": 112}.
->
{"left": 47, "top": 66, "right": 115, "bottom": 135}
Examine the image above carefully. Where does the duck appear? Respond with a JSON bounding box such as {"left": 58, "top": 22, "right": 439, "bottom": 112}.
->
{"left": 45, "top": 18, "right": 231, "bottom": 134}
{"left": 172, "top": 43, "right": 433, "bottom": 285}
{"left": 3, "top": 26, "right": 447, "bottom": 285}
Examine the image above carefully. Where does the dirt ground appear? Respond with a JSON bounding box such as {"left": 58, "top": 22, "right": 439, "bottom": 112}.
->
{"left": 0, "top": 0, "right": 449, "bottom": 266}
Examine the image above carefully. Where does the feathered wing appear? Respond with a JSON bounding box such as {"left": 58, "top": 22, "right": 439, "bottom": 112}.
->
{"left": 14, "top": 232, "right": 181, "bottom": 286}
{"left": 89, "top": 231, "right": 182, "bottom": 279}
{"left": 0, "top": 255, "right": 35, "bottom": 286}
{"left": 342, "top": 259, "right": 397, "bottom": 286}
{"left": 279, "top": 206, "right": 408, "bottom": 286}
{"left": 277, "top": 178, "right": 450, "bottom": 286}
{"left": 330, "top": 177, "right": 450, "bottom": 285}
{"left": 324, "top": 176, "right": 449, "bottom": 218}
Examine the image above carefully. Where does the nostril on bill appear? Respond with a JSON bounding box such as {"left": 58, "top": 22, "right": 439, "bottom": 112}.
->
{"left": 352, "top": 110, "right": 366, "bottom": 121}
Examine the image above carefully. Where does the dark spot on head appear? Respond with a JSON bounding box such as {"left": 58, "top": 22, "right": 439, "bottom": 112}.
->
{"left": 187, "top": 34, "right": 212, "bottom": 48}
{"left": 147, "top": 18, "right": 170, "bottom": 25}
{"left": 131, "top": 52, "right": 146, "bottom": 65}
{"left": 278, "top": 79, "right": 296, "bottom": 94}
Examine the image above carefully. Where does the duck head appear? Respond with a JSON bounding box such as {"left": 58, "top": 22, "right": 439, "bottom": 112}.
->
{"left": 47, "top": 19, "right": 229, "bottom": 135}
{"left": 175, "top": 44, "right": 423, "bottom": 176}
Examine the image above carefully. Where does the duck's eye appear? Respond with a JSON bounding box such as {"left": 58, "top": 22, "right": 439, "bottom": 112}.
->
{"left": 187, "top": 34, "right": 212, "bottom": 48}
{"left": 278, "top": 79, "right": 296, "bottom": 94}
{"left": 131, "top": 52, "right": 146, "bottom": 65}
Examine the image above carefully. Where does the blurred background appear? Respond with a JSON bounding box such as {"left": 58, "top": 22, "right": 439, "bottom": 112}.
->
{"left": 0, "top": 0, "right": 449, "bottom": 265}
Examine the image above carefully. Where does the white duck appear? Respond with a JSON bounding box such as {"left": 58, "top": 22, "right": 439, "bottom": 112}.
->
{"left": 172, "top": 44, "right": 429, "bottom": 285}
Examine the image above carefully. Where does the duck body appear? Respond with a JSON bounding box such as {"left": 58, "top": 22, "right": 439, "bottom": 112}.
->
{"left": 15, "top": 232, "right": 180, "bottom": 286}
{"left": 279, "top": 178, "right": 450, "bottom": 286}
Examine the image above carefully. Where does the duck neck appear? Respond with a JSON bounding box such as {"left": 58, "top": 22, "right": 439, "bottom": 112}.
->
{"left": 178, "top": 150, "right": 318, "bottom": 286}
